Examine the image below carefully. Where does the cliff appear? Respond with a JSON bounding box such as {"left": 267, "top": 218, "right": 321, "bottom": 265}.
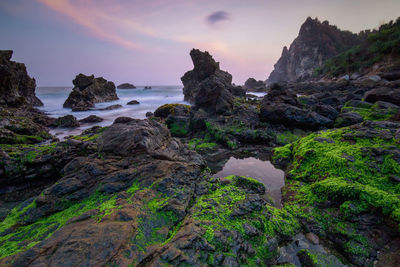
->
{"left": 266, "top": 17, "right": 362, "bottom": 84}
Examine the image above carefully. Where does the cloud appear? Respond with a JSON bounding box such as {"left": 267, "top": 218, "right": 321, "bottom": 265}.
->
{"left": 206, "top": 11, "right": 230, "bottom": 26}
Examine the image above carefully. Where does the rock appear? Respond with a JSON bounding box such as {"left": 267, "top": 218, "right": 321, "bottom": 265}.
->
{"left": 52, "top": 115, "right": 80, "bottom": 128}
{"left": 334, "top": 112, "right": 363, "bottom": 127}
{"left": 260, "top": 84, "right": 332, "bottom": 129}
{"left": 244, "top": 78, "right": 266, "bottom": 92}
{"left": 338, "top": 74, "right": 350, "bottom": 81}
{"left": 126, "top": 100, "right": 140, "bottom": 105}
{"left": 98, "top": 119, "right": 202, "bottom": 163}
{"left": 117, "top": 83, "right": 136, "bottom": 89}
{"left": 0, "top": 50, "right": 43, "bottom": 107}
{"left": 350, "top": 73, "right": 361, "bottom": 80}
{"left": 154, "top": 104, "right": 191, "bottom": 119}
{"left": 368, "top": 75, "right": 381, "bottom": 82}
{"left": 305, "top": 232, "right": 320, "bottom": 245}
{"left": 266, "top": 17, "right": 361, "bottom": 84}
{"left": 181, "top": 49, "right": 235, "bottom": 114}
{"left": 145, "top": 112, "right": 154, "bottom": 117}
{"left": 380, "top": 70, "right": 400, "bottom": 81}
{"left": 144, "top": 86, "right": 152, "bottom": 89}
{"left": 364, "top": 87, "right": 400, "bottom": 106}
{"left": 98, "top": 104, "right": 122, "bottom": 111}
{"left": 79, "top": 115, "right": 103, "bottom": 123}
{"left": 313, "top": 104, "right": 339, "bottom": 120}
{"left": 230, "top": 85, "right": 247, "bottom": 97}
{"left": 63, "top": 73, "right": 119, "bottom": 111}
{"left": 113, "top": 117, "right": 134, "bottom": 124}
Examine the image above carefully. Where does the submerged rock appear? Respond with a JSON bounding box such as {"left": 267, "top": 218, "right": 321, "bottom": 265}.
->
{"left": 52, "top": 115, "right": 80, "bottom": 128}
{"left": 127, "top": 100, "right": 140, "bottom": 105}
{"left": 98, "top": 104, "right": 122, "bottom": 111}
{"left": 63, "top": 73, "right": 119, "bottom": 111}
{"left": 0, "top": 50, "right": 43, "bottom": 107}
{"left": 79, "top": 115, "right": 103, "bottom": 123}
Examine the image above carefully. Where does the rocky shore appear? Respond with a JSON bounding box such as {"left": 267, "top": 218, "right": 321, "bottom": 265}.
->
{"left": 0, "top": 19, "right": 400, "bottom": 266}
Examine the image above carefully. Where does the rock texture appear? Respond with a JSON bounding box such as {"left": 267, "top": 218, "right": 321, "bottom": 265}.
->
{"left": 181, "top": 49, "right": 239, "bottom": 114}
{"left": 244, "top": 78, "right": 266, "bottom": 92}
{"left": 0, "top": 50, "right": 43, "bottom": 107}
{"left": 260, "top": 83, "right": 332, "bottom": 129}
{"left": 63, "top": 74, "right": 119, "bottom": 111}
{"left": 266, "top": 17, "right": 361, "bottom": 84}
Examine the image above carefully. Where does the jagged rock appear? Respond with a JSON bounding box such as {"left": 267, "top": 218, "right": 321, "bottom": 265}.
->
{"left": 79, "top": 115, "right": 103, "bottom": 123}
{"left": 364, "top": 87, "right": 400, "bottom": 106}
{"left": 52, "top": 115, "right": 80, "bottom": 128}
{"left": 0, "top": 50, "right": 43, "bottom": 107}
{"left": 181, "top": 49, "right": 235, "bottom": 114}
{"left": 127, "top": 100, "right": 140, "bottom": 105}
{"left": 266, "top": 17, "right": 361, "bottom": 84}
{"left": 63, "top": 74, "right": 119, "bottom": 111}
{"left": 244, "top": 78, "right": 266, "bottom": 92}
{"left": 117, "top": 83, "right": 136, "bottom": 89}
{"left": 260, "top": 84, "right": 332, "bottom": 129}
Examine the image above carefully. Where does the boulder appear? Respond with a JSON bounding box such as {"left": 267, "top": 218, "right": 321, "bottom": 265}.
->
{"left": 260, "top": 84, "right": 332, "bottom": 129}
{"left": 154, "top": 104, "right": 191, "bottom": 118}
{"left": 117, "top": 83, "right": 136, "bottom": 89}
{"left": 79, "top": 115, "right": 103, "bottom": 123}
{"left": 127, "top": 100, "right": 140, "bottom": 105}
{"left": 334, "top": 112, "right": 363, "bottom": 127}
{"left": 181, "top": 49, "right": 235, "bottom": 114}
{"left": 52, "top": 115, "right": 80, "bottom": 128}
{"left": 244, "top": 78, "right": 266, "bottom": 92}
{"left": 63, "top": 74, "right": 119, "bottom": 111}
{"left": 364, "top": 87, "right": 400, "bottom": 106}
{"left": 0, "top": 50, "right": 43, "bottom": 107}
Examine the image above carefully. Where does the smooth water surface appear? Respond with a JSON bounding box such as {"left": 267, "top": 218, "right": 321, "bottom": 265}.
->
{"left": 213, "top": 157, "right": 285, "bottom": 207}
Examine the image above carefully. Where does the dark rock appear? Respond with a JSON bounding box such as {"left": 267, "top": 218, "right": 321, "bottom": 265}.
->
{"left": 154, "top": 104, "right": 191, "bottom": 118}
{"left": 244, "top": 78, "right": 266, "bottom": 92}
{"left": 113, "top": 117, "right": 134, "bottom": 124}
{"left": 181, "top": 49, "right": 235, "bottom": 114}
{"left": 313, "top": 104, "right": 339, "bottom": 120}
{"left": 63, "top": 74, "right": 119, "bottom": 111}
{"left": 52, "top": 115, "right": 80, "bottom": 128}
{"left": 144, "top": 86, "right": 152, "bottom": 89}
{"left": 145, "top": 112, "right": 154, "bottom": 117}
{"left": 334, "top": 112, "right": 363, "bottom": 127}
{"left": 79, "top": 115, "right": 103, "bottom": 123}
{"left": 98, "top": 104, "right": 122, "bottom": 111}
{"left": 117, "top": 83, "right": 136, "bottom": 89}
{"left": 230, "top": 85, "right": 247, "bottom": 97}
{"left": 364, "top": 87, "right": 400, "bottom": 106}
{"left": 0, "top": 50, "right": 43, "bottom": 107}
{"left": 126, "top": 100, "right": 140, "bottom": 105}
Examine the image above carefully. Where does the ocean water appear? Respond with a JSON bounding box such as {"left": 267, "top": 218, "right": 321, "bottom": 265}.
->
{"left": 36, "top": 86, "right": 188, "bottom": 138}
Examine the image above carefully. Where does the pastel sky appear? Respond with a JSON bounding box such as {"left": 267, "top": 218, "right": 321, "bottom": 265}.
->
{"left": 1, "top": 0, "right": 399, "bottom": 86}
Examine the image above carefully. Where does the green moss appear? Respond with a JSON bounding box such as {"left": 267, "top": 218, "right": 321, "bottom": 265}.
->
{"left": 1, "top": 142, "right": 58, "bottom": 165}
{"left": 276, "top": 131, "right": 302, "bottom": 145}
{"left": 191, "top": 176, "right": 300, "bottom": 265}
{"left": 275, "top": 125, "right": 400, "bottom": 261}
{"left": 0, "top": 192, "right": 119, "bottom": 258}
{"left": 341, "top": 102, "right": 397, "bottom": 121}
{"left": 168, "top": 120, "right": 189, "bottom": 136}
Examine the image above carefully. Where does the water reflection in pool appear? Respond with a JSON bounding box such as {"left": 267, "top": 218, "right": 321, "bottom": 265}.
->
{"left": 213, "top": 157, "right": 285, "bottom": 207}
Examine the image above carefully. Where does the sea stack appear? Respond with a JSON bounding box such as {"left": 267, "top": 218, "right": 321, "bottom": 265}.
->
{"left": 181, "top": 49, "right": 244, "bottom": 114}
{"left": 0, "top": 50, "right": 43, "bottom": 107}
{"left": 63, "top": 73, "right": 119, "bottom": 111}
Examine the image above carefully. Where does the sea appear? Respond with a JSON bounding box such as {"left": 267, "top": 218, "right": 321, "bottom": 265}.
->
{"left": 36, "top": 86, "right": 266, "bottom": 138}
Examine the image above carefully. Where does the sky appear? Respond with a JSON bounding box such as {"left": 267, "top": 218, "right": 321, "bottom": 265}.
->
{"left": 1, "top": 0, "right": 400, "bottom": 86}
